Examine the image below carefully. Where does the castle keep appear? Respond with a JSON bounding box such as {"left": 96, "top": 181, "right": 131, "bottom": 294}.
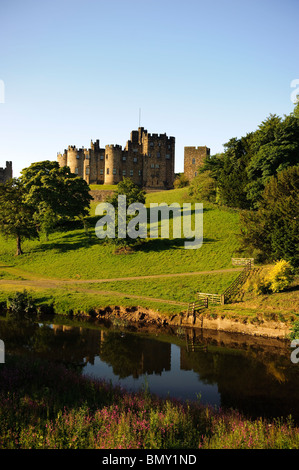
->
{"left": 57, "top": 128, "right": 175, "bottom": 189}
{"left": 184, "top": 146, "right": 210, "bottom": 181}
{"left": 0, "top": 161, "right": 12, "bottom": 184}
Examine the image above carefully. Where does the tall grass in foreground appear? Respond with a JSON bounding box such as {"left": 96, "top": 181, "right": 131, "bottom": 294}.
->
{"left": 0, "top": 356, "right": 298, "bottom": 449}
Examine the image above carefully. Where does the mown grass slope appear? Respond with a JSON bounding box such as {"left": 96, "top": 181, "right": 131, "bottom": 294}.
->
{"left": 0, "top": 187, "right": 243, "bottom": 314}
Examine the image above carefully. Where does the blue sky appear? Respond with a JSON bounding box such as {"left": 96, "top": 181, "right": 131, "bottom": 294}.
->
{"left": 0, "top": 0, "right": 298, "bottom": 176}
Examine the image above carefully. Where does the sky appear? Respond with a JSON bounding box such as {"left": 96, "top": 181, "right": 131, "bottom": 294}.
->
{"left": 0, "top": 0, "right": 298, "bottom": 177}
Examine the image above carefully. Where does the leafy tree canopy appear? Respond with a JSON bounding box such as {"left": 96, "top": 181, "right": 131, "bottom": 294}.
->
{"left": 20, "top": 160, "right": 92, "bottom": 221}
{"left": 0, "top": 179, "right": 39, "bottom": 255}
{"left": 240, "top": 166, "right": 299, "bottom": 267}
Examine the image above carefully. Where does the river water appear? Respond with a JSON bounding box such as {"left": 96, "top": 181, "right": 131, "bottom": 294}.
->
{"left": 1, "top": 314, "right": 299, "bottom": 423}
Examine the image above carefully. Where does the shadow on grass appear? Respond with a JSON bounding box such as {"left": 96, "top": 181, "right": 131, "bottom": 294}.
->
{"left": 32, "top": 232, "right": 103, "bottom": 254}
{"left": 134, "top": 236, "right": 217, "bottom": 253}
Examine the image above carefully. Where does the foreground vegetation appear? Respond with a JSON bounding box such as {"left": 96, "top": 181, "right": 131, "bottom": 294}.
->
{"left": 0, "top": 356, "right": 298, "bottom": 449}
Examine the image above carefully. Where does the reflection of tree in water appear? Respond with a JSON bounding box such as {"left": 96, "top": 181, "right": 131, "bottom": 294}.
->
{"left": 0, "top": 319, "right": 101, "bottom": 371}
{"left": 181, "top": 343, "right": 299, "bottom": 423}
{"left": 99, "top": 332, "right": 171, "bottom": 379}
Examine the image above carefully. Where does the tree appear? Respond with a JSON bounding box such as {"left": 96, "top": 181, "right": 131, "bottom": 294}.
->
{"left": 20, "top": 161, "right": 92, "bottom": 238}
{"left": 105, "top": 178, "right": 146, "bottom": 246}
{"left": 107, "top": 177, "right": 146, "bottom": 209}
{"left": 0, "top": 179, "right": 39, "bottom": 255}
{"left": 202, "top": 104, "right": 299, "bottom": 210}
{"left": 246, "top": 113, "right": 299, "bottom": 207}
{"left": 240, "top": 166, "right": 299, "bottom": 267}
{"left": 188, "top": 170, "right": 217, "bottom": 202}
{"left": 174, "top": 173, "right": 189, "bottom": 188}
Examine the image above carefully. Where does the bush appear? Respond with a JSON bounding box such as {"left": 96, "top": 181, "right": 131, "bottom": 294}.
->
{"left": 265, "top": 260, "right": 295, "bottom": 293}
{"left": 174, "top": 173, "right": 189, "bottom": 188}
{"left": 6, "top": 290, "right": 37, "bottom": 319}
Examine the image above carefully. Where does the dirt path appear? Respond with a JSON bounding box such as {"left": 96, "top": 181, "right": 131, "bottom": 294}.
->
{"left": 0, "top": 266, "right": 242, "bottom": 308}
{"left": 0, "top": 266, "right": 242, "bottom": 284}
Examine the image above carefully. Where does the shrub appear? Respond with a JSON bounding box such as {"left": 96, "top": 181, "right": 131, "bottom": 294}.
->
{"left": 6, "top": 290, "right": 37, "bottom": 319}
{"left": 265, "top": 260, "right": 295, "bottom": 293}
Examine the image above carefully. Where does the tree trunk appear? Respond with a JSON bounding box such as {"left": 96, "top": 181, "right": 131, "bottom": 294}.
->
{"left": 16, "top": 235, "right": 23, "bottom": 256}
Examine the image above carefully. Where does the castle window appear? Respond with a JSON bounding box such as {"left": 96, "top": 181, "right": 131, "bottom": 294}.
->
{"left": 100, "top": 155, "right": 104, "bottom": 160}
{"left": 148, "top": 153, "right": 151, "bottom": 157}
{"left": 86, "top": 154, "right": 90, "bottom": 160}
{"left": 122, "top": 156, "right": 126, "bottom": 161}
{"left": 166, "top": 154, "right": 170, "bottom": 159}
{"left": 195, "top": 172, "right": 197, "bottom": 176}
{"left": 157, "top": 152, "right": 161, "bottom": 158}
{"left": 75, "top": 167, "right": 79, "bottom": 174}
{"left": 151, "top": 164, "right": 155, "bottom": 168}
{"left": 123, "top": 170, "right": 126, "bottom": 176}
{"left": 150, "top": 142, "right": 154, "bottom": 147}
{"left": 133, "top": 157, "right": 137, "bottom": 163}
{"left": 133, "top": 148, "right": 138, "bottom": 153}
{"left": 86, "top": 167, "right": 90, "bottom": 175}
{"left": 100, "top": 169, "right": 103, "bottom": 175}
{"left": 113, "top": 168, "right": 116, "bottom": 175}
{"left": 155, "top": 164, "right": 160, "bottom": 169}
{"left": 192, "top": 158, "right": 195, "bottom": 164}
{"left": 130, "top": 170, "right": 133, "bottom": 176}
{"left": 107, "top": 168, "right": 109, "bottom": 175}
{"left": 138, "top": 170, "right": 142, "bottom": 176}
{"left": 76, "top": 154, "right": 80, "bottom": 159}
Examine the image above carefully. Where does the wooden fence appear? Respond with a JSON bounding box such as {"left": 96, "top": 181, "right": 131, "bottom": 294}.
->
{"left": 223, "top": 260, "right": 253, "bottom": 301}
{"left": 184, "top": 258, "right": 255, "bottom": 318}
{"left": 197, "top": 292, "right": 224, "bottom": 305}
{"left": 231, "top": 258, "right": 254, "bottom": 267}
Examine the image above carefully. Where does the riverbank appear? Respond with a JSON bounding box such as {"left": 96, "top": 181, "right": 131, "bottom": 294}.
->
{"left": 0, "top": 279, "right": 297, "bottom": 340}
{"left": 87, "top": 303, "right": 292, "bottom": 340}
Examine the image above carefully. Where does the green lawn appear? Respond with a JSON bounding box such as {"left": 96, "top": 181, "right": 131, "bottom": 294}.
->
{"left": 0, "top": 188, "right": 242, "bottom": 313}
{"left": 0, "top": 189, "right": 241, "bottom": 279}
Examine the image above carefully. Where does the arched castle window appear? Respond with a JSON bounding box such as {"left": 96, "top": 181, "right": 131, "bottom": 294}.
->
{"left": 192, "top": 158, "right": 195, "bottom": 164}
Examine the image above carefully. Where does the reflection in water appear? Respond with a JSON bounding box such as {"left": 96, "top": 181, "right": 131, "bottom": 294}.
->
{"left": 0, "top": 315, "right": 298, "bottom": 423}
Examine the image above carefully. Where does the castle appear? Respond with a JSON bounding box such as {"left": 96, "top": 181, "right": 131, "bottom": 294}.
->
{"left": 57, "top": 127, "right": 175, "bottom": 189}
{"left": 57, "top": 127, "right": 210, "bottom": 188}
{"left": 0, "top": 161, "right": 12, "bottom": 184}
{"left": 184, "top": 146, "right": 210, "bottom": 181}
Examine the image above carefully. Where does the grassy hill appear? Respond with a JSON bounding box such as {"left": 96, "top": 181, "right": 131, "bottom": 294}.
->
{"left": 3, "top": 186, "right": 296, "bottom": 320}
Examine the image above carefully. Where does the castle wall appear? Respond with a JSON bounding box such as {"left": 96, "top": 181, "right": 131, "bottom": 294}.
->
{"left": 0, "top": 161, "right": 12, "bottom": 184}
{"left": 184, "top": 146, "right": 210, "bottom": 181}
{"left": 57, "top": 128, "right": 176, "bottom": 189}
{"left": 141, "top": 131, "right": 175, "bottom": 189}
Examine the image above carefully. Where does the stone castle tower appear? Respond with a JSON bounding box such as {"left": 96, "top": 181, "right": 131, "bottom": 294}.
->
{"left": 184, "top": 146, "right": 210, "bottom": 181}
{"left": 57, "top": 128, "right": 175, "bottom": 189}
{"left": 0, "top": 161, "right": 12, "bottom": 184}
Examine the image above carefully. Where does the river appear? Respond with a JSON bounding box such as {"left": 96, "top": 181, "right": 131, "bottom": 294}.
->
{"left": 0, "top": 314, "right": 298, "bottom": 423}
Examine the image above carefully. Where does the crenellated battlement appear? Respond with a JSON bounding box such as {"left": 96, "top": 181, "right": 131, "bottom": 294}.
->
{"left": 105, "top": 144, "right": 122, "bottom": 150}
{"left": 57, "top": 127, "right": 176, "bottom": 189}
{"left": 0, "top": 161, "right": 13, "bottom": 184}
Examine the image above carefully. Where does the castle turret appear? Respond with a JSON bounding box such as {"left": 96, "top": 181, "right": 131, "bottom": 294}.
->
{"left": 66, "top": 146, "right": 84, "bottom": 177}
{"left": 57, "top": 150, "right": 67, "bottom": 168}
{"left": 104, "top": 145, "right": 122, "bottom": 185}
{"left": 184, "top": 146, "right": 210, "bottom": 181}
